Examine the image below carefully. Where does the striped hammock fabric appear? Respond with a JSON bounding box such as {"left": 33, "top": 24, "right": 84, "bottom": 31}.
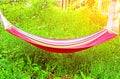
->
{"left": 0, "top": 0, "right": 119, "bottom": 53}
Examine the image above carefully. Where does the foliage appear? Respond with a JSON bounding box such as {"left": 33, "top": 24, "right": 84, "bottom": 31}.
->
{"left": 0, "top": 0, "right": 120, "bottom": 79}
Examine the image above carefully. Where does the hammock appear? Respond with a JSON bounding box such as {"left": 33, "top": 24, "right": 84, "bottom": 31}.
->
{"left": 0, "top": 0, "right": 119, "bottom": 53}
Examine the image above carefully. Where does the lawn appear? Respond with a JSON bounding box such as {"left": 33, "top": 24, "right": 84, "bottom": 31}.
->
{"left": 0, "top": 0, "right": 120, "bottom": 79}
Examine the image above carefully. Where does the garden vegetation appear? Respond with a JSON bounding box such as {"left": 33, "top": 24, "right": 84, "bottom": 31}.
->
{"left": 0, "top": 0, "right": 120, "bottom": 79}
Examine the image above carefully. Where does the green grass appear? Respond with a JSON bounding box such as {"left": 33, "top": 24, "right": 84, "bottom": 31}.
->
{"left": 0, "top": 0, "right": 120, "bottom": 79}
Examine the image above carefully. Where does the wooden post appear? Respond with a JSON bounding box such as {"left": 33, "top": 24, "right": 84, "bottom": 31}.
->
{"left": 62, "top": 0, "right": 64, "bottom": 9}
{"left": 98, "top": 0, "right": 102, "bottom": 11}
{"left": 68, "top": 0, "right": 70, "bottom": 6}
{"left": 61, "top": 0, "right": 71, "bottom": 9}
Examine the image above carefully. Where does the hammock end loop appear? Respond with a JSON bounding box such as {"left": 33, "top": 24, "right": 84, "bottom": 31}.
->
{"left": 0, "top": 12, "right": 12, "bottom": 29}
{"left": 106, "top": 18, "right": 119, "bottom": 35}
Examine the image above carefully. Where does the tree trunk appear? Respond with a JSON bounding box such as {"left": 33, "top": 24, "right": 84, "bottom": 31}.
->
{"left": 62, "top": 0, "right": 71, "bottom": 9}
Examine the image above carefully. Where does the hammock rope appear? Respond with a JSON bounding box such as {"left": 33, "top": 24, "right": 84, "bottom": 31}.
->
{"left": 0, "top": 0, "right": 119, "bottom": 53}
